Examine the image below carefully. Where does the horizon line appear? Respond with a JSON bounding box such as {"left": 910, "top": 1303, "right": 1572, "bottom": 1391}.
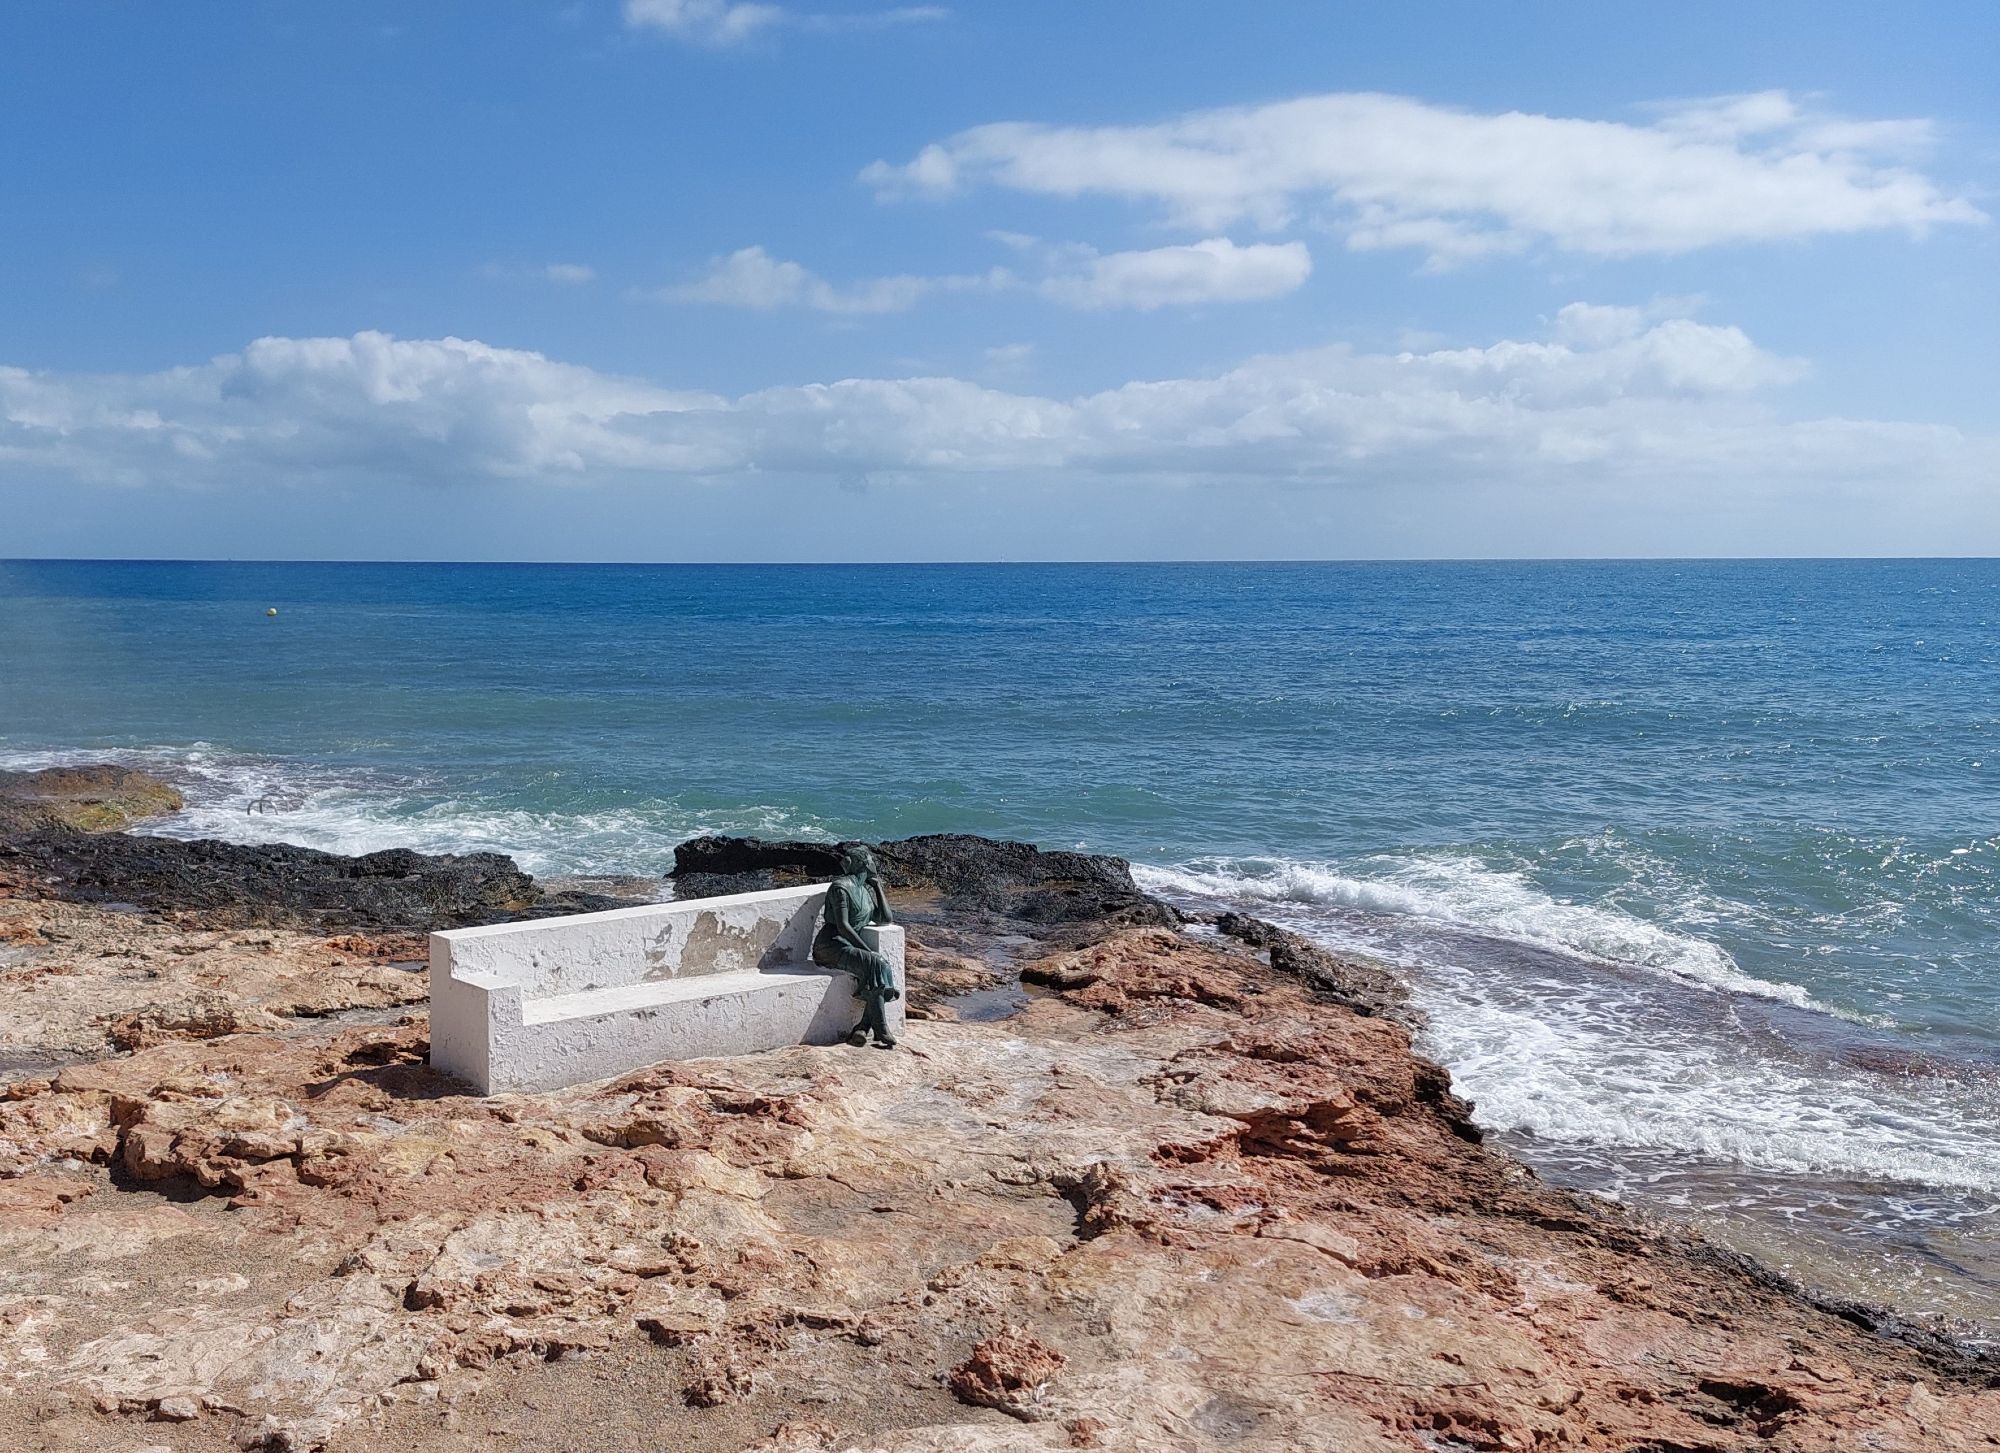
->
{"left": 3, "top": 556, "right": 2000, "bottom": 572}
{"left": 4, "top": 554, "right": 1998, "bottom": 568}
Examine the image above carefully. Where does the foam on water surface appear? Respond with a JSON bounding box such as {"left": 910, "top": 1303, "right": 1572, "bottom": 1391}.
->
{"left": 0, "top": 743, "right": 827, "bottom": 878}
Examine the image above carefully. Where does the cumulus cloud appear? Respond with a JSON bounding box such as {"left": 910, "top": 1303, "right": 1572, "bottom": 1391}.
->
{"left": 623, "top": 0, "right": 944, "bottom": 46}
{"left": 0, "top": 333, "right": 726, "bottom": 485}
{"left": 650, "top": 246, "right": 1008, "bottom": 313}
{"left": 654, "top": 238, "right": 1308, "bottom": 312}
{"left": 3, "top": 310, "right": 1987, "bottom": 502}
{"left": 861, "top": 89, "right": 1984, "bottom": 265}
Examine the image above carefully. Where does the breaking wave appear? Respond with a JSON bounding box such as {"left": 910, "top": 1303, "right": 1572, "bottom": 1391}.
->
{"left": 1136, "top": 855, "right": 2000, "bottom": 1198}
{"left": 0, "top": 743, "right": 827, "bottom": 878}
{"left": 1135, "top": 853, "right": 1817, "bottom": 1006}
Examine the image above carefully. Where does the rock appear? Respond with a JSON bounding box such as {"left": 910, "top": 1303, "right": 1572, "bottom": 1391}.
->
{"left": 0, "top": 765, "right": 183, "bottom": 834}
{"left": 950, "top": 1326, "right": 1067, "bottom": 1418}
{"left": 2, "top": 845, "right": 1997, "bottom": 1452}
{"left": 673, "top": 833, "right": 1180, "bottom": 944}
{"left": 1213, "top": 911, "right": 1417, "bottom": 1023}
{"left": 0, "top": 1174, "right": 94, "bottom": 1218}
{"left": 151, "top": 1394, "right": 199, "bottom": 1421}
{"left": 0, "top": 897, "right": 436, "bottom": 1067}
{"left": 903, "top": 940, "right": 1010, "bottom": 1020}
{"left": 104, "top": 995, "right": 257, "bottom": 1052}
{"left": 0, "top": 832, "right": 633, "bottom": 932}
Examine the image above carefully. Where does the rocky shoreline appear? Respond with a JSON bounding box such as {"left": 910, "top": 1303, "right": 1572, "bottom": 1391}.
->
{"left": 0, "top": 768, "right": 1995, "bottom": 1451}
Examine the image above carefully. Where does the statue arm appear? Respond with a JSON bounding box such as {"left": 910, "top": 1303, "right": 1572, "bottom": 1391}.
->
{"left": 823, "top": 881, "right": 880, "bottom": 953}
{"left": 866, "top": 870, "right": 894, "bottom": 925}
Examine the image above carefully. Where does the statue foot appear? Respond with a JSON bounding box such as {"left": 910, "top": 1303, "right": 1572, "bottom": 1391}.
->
{"left": 847, "top": 1029, "right": 869, "bottom": 1047}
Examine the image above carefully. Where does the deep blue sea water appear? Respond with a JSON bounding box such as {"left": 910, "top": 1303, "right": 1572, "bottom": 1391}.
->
{"left": 3, "top": 558, "right": 1997, "bottom": 1330}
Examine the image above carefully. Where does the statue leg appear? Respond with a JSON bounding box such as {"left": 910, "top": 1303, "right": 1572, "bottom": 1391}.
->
{"left": 847, "top": 985, "right": 871, "bottom": 1045}
{"left": 866, "top": 993, "right": 896, "bottom": 1049}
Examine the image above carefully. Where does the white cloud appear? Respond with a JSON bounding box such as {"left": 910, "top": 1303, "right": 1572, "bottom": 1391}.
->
{"left": 622, "top": 0, "right": 783, "bottom": 45}
{"left": 654, "top": 238, "right": 1308, "bottom": 313}
{"left": 543, "top": 262, "right": 597, "bottom": 285}
{"left": 1038, "top": 237, "right": 1310, "bottom": 310}
{"left": 623, "top": 0, "right": 944, "bottom": 46}
{"left": 0, "top": 333, "right": 725, "bottom": 485}
{"left": 3, "top": 310, "right": 1986, "bottom": 504}
{"left": 862, "top": 90, "right": 1984, "bottom": 265}
{"left": 651, "top": 245, "right": 1007, "bottom": 313}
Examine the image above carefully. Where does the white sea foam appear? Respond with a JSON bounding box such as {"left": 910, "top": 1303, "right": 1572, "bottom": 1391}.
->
{"left": 1418, "top": 973, "right": 2000, "bottom": 1194}
{"left": 0, "top": 743, "right": 824, "bottom": 878}
{"left": 1137, "top": 854, "right": 2000, "bottom": 1198}
{"left": 1135, "top": 854, "right": 1818, "bottom": 1006}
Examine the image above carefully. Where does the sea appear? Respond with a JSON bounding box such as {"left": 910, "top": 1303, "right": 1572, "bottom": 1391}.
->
{"left": 3, "top": 557, "right": 1996, "bottom": 1340}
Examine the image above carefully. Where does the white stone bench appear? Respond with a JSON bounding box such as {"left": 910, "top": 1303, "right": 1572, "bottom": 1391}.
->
{"left": 428, "top": 884, "right": 905, "bottom": 1094}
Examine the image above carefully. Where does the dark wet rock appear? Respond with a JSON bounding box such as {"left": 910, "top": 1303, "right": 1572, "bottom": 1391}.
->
{"left": 1213, "top": 910, "right": 1418, "bottom": 1025}
{"left": 0, "top": 765, "right": 184, "bottom": 834}
{"left": 0, "top": 831, "right": 633, "bottom": 932}
{"left": 672, "top": 833, "right": 1180, "bottom": 949}
{"left": 670, "top": 836, "right": 849, "bottom": 888}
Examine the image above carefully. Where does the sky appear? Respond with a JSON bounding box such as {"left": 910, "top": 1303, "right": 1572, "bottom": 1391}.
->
{"left": 1, "top": 2, "right": 1995, "bottom": 561}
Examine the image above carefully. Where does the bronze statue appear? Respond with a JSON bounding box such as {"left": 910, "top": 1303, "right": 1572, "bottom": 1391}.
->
{"left": 812, "top": 844, "right": 900, "bottom": 1048}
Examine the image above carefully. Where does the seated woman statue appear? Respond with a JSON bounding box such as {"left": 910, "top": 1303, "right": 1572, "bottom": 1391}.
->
{"left": 812, "top": 844, "right": 900, "bottom": 1049}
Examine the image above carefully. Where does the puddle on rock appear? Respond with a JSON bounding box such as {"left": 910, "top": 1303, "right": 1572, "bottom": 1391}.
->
{"left": 940, "top": 983, "right": 1031, "bottom": 1023}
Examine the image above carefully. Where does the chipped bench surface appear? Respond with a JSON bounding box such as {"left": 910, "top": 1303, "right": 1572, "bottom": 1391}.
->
{"left": 429, "top": 884, "right": 905, "bottom": 1094}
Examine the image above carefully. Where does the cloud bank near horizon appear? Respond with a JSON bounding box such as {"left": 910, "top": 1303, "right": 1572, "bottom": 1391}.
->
{"left": 2, "top": 307, "right": 1988, "bottom": 511}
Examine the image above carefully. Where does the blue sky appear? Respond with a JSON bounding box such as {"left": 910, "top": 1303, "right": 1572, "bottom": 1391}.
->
{"left": 2, "top": 2, "right": 1995, "bottom": 559}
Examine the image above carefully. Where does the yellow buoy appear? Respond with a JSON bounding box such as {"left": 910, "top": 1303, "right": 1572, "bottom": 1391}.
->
{"left": 267, "top": 607, "right": 279, "bottom": 617}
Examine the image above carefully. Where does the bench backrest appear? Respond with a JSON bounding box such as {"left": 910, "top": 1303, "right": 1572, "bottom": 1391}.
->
{"left": 433, "top": 883, "right": 827, "bottom": 1001}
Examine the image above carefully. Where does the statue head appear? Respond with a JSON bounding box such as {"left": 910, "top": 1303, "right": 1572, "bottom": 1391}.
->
{"left": 839, "top": 844, "right": 878, "bottom": 878}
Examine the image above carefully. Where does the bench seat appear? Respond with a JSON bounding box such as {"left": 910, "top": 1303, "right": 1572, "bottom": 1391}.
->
{"left": 519, "top": 966, "right": 839, "bottom": 1027}
{"left": 428, "top": 883, "right": 905, "bottom": 1094}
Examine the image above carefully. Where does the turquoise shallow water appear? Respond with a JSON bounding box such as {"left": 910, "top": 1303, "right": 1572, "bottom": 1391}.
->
{"left": 3, "top": 558, "right": 1997, "bottom": 1330}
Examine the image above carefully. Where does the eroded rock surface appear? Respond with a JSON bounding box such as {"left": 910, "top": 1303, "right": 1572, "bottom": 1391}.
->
{"left": 2, "top": 831, "right": 634, "bottom": 932}
{"left": 2, "top": 915, "right": 1994, "bottom": 1452}
{"left": 0, "top": 894, "right": 430, "bottom": 1067}
{"left": 0, "top": 765, "right": 184, "bottom": 834}
{"left": 1212, "top": 910, "right": 1417, "bottom": 1025}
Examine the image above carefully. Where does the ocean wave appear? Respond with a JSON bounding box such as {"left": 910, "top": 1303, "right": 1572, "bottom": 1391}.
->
{"left": 1422, "top": 984, "right": 2000, "bottom": 1194}
{"left": 0, "top": 743, "right": 828, "bottom": 877}
{"left": 1134, "top": 853, "right": 1819, "bottom": 1007}
{"left": 1137, "top": 852, "right": 2000, "bottom": 1196}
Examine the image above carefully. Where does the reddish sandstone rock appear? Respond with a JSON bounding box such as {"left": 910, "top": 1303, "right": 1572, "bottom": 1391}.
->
{"left": 0, "top": 925, "right": 1994, "bottom": 1453}
{"left": 950, "top": 1326, "right": 1068, "bottom": 1418}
